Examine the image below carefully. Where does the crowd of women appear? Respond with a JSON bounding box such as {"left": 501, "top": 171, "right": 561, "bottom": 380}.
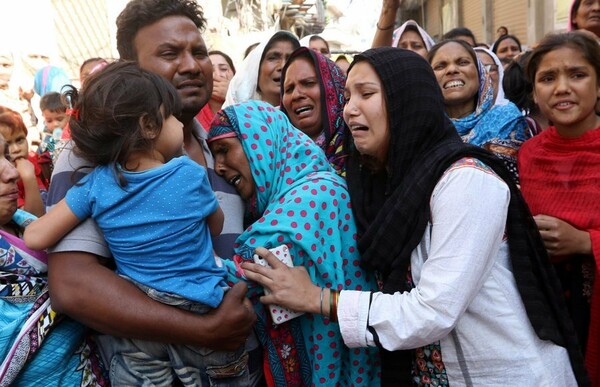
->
{"left": 1, "top": 0, "right": 599, "bottom": 385}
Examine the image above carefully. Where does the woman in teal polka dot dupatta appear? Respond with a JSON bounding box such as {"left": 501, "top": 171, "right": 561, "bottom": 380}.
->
{"left": 208, "top": 100, "right": 380, "bottom": 387}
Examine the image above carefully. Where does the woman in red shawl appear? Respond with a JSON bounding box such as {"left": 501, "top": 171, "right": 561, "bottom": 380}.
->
{"left": 195, "top": 51, "right": 236, "bottom": 130}
{"left": 280, "top": 47, "right": 349, "bottom": 176}
{"left": 519, "top": 31, "right": 600, "bottom": 384}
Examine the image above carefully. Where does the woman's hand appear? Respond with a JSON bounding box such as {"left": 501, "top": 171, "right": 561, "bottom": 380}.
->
{"left": 206, "top": 282, "right": 257, "bottom": 351}
{"left": 534, "top": 214, "right": 592, "bottom": 260}
{"left": 242, "top": 247, "right": 323, "bottom": 315}
{"left": 373, "top": 0, "right": 402, "bottom": 48}
{"left": 211, "top": 76, "right": 231, "bottom": 102}
{"left": 19, "top": 87, "right": 34, "bottom": 102}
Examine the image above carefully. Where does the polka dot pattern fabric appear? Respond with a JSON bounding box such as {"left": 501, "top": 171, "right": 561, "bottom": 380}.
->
{"left": 211, "top": 101, "right": 381, "bottom": 386}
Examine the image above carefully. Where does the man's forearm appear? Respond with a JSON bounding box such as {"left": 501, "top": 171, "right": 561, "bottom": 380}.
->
{"left": 48, "top": 251, "right": 254, "bottom": 350}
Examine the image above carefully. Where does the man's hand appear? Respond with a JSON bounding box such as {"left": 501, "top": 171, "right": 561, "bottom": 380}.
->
{"left": 204, "top": 282, "right": 256, "bottom": 351}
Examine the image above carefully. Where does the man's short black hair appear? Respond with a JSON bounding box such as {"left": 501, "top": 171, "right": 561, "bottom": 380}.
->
{"left": 442, "top": 27, "right": 476, "bottom": 46}
{"left": 40, "top": 92, "right": 66, "bottom": 113}
{"left": 116, "top": 0, "right": 207, "bottom": 61}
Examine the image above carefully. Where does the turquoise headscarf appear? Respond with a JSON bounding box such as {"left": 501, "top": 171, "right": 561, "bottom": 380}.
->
{"left": 452, "top": 57, "right": 529, "bottom": 147}
{"left": 208, "top": 100, "right": 380, "bottom": 386}
{"left": 450, "top": 54, "right": 530, "bottom": 180}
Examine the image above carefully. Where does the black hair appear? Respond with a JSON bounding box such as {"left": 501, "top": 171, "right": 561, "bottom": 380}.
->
{"left": 404, "top": 24, "right": 420, "bottom": 35}
{"left": 344, "top": 56, "right": 390, "bottom": 172}
{"left": 570, "top": 0, "right": 583, "bottom": 30}
{"left": 64, "top": 61, "right": 182, "bottom": 186}
{"left": 116, "top": 0, "right": 206, "bottom": 61}
{"left": 40, "top": 92, "right": 67, "bottom": 113}
{"left": 281, "top": 46, "right": 315, "bottom": 76}
{"left": 244, "top": 42, "right": 260, "bottom": 59}
{"left": 525, "top": 31, "right": 600, "bottom": 88}
{"left": 397, "top": 25, "right": 427, "bottom": 47}
{"left": 503, "top": 51, "right": 535, "bottom": 112}
{"left": 442, "top": 27, "right": 476, "bottom": 45}
{"left": 209, "top": 50, "right": 236, "bottom": 74}
{"left": 427, "top": 38, "right": 479, "bottom": 67}
{"left": 497, "top": 26, "right": 508, "bottom": 34}
{"left": 427, "top": 39, "right": 480, "bottom": 112}
{"left": 492, "top": 34, "right": 522, "bottom": 56}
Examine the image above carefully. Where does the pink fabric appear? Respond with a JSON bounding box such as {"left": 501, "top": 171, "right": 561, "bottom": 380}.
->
{"left": 206, "top": 131, "right": 237, "bottom": 144}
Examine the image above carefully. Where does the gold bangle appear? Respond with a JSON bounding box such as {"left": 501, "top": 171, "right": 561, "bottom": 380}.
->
{"left": 334, "top": 290, "right": 340, "bottom": 322}
{"left": 330, "top": 289, "right": 339, "bottom": 322}
{"left": 376, "top": 21, "right": 395, "bottom": 31}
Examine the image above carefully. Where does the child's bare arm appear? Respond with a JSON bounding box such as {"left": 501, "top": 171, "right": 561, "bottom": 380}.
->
{"left": 24, "top": 199, "right": 82, "bottom": 250}
{"left": 15, "top": 158, "right": 45, "bottom": 217}
{"left": 207, "top": 205, "right": 224, "bottom": 237}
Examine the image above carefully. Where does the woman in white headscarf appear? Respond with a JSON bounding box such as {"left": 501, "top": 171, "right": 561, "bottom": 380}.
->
{"left": 299, "top": 34, "right": 331, "bottom": 57}
{"left": 390, "top": 20, "right": 435, "bottom": 56}
{"left": 474, "top": 46, "right": 510, "bottom": 106}
{"left": 224, "top": 31, "right": 299, "bottom": 108}
{"left": 372, "top": 0, "right": 435, "bottom": 58}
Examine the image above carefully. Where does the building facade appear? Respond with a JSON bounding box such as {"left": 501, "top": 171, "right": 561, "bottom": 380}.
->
{"left": 400, "top": 0, "right": 571, "bottom": 48}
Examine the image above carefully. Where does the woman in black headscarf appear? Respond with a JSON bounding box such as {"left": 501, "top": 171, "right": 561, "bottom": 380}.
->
{"left": 243, "top": 47, "right": 587, "bottom": 386}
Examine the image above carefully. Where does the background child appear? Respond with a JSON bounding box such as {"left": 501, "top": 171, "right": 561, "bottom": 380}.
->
{"left": 78, "top": 57, "right": 108, "bottom": 87}
{"left": 24, "top": 61, "right": 249, "bottom": 386}
{"left": 38, "top": 92, "right": 67, "bottom": 160}
{"left": 40, "top": 92, "right": 68, "bottom": 136}
{"left": 519, "top": 31, "right": 600, "bottom": 384}
{"left": 0, "top": 106, "right": 47, "bottom": 217}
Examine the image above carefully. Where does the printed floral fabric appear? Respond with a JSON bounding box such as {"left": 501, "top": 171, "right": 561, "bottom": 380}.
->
{"left": 413, "top": 345, "right": 449, "bottom": 386}
{"left": 406, "top": 266, "right": 449, "bottom": 386}
{"left": 0, "top": 229, "right": 109, "bottom": 386}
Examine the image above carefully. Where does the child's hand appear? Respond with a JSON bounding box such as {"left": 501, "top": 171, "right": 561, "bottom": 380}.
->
{"left": 14, "top": 157, "right": 45, "bottom": 217}
{"left": 19, "top": 87, "right": 34, "bottom": 102}
{"left": 14, "top": 157, "right": 36, "bottom": 181}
